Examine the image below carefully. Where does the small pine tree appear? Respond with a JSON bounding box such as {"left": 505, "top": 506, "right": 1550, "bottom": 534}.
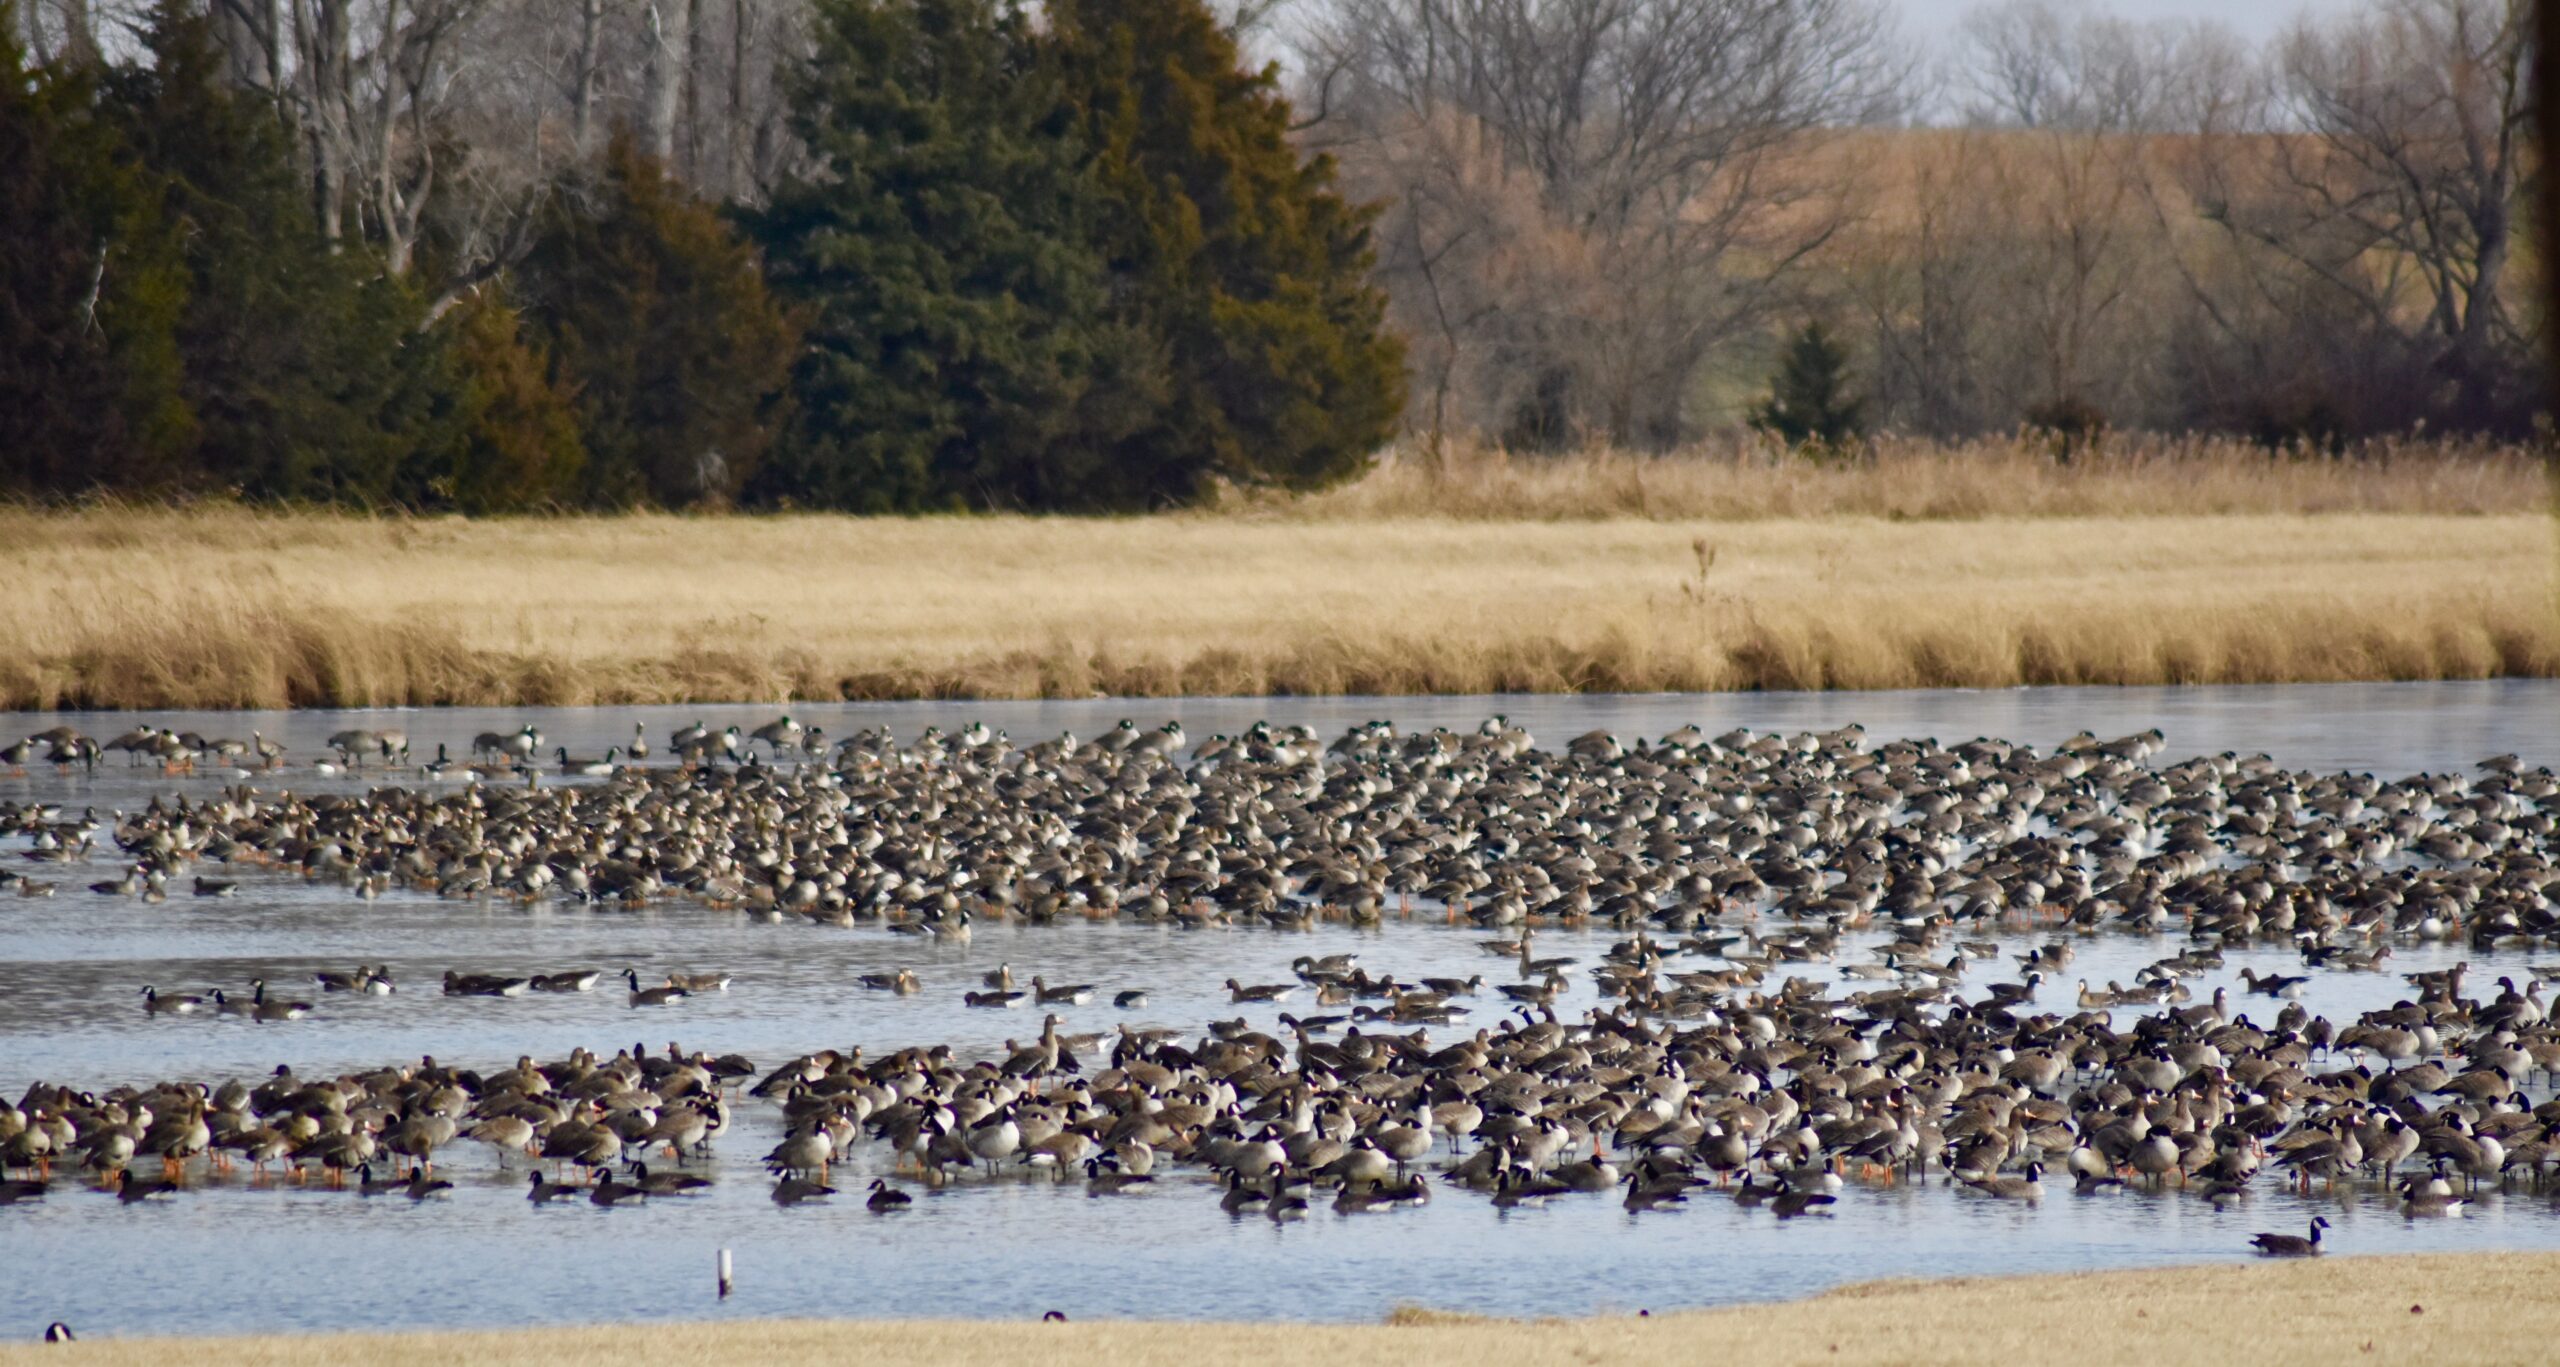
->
{"left": 516, "top": 134, "right": 798, "bottom": 508}
{"left": 1751, "top": 321, "right": 1865, "bottom": 450}
{"left": 436, "top": 289, "right": 587, "bottom": 513}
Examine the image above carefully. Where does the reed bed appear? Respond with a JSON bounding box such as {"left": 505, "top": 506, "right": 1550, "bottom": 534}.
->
{"left": 1240, "top": 434, "right": 2553, "bottom": 521}
{"left": 12, "top": 1252, "right": 2553, "bottom": 1366}
{"left": 1, "top": 501, "right": 2550, "bottom": 710}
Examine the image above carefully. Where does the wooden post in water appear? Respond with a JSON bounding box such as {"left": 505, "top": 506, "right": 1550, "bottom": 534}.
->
{"left": 718, "top": 1248, "right": 733, "bottom": 1298}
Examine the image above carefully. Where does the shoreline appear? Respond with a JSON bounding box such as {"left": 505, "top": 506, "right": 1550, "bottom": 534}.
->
{"left": 11, "top": 1252, "right": 2557, "bottom": 1365}
{"left": 4, "top": 509, "right": 2553, "bottom": 711}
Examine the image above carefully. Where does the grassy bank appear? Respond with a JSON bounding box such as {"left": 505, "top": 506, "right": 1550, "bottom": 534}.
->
{"left": 12, "top": 1253, "right": 2554, "bottom": 1366}
{"left": 1, "top": 498, "right": 2552, "bottom": 709}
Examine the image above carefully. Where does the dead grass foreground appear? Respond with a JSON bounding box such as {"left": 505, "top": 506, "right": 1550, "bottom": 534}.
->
{"left": 12, "top": 1252, "right": 2556, "bottom": 1367}
{"left": 1, "top": 507, "right": 2551, "bottom": 709}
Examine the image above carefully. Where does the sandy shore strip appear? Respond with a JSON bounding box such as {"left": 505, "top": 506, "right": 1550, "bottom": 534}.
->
{"left": 11, "top": 1252, "right": 2557, "bottom": 1366}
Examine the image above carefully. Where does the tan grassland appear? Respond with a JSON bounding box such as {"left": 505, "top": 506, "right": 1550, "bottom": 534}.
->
{"left": 2, "top": 440, "right": 2552, "bottom": 710}
{"left": 1251, "top": 435, "right": 2553, "bottom": 520}
{"left": 10, "top": 1252, "right": 2556, "bottom": 1367}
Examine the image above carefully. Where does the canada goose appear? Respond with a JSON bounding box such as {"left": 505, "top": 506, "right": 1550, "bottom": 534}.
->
{"left": 140, "top": 986, "right": 203, "bottom": 1016}
{"left": 443, "top": 971, "right": 532, "bottom": 997}
{"left": 623, "top": 969, "right": 688, "bottom": 1007}
{"left": 526, "top": 1172, "right": 580, "bottom": 1203}
{"left": 867, "top": 1177, "right": 913, "bottom": 1211}
{"left": 1770, "top": 1187, "right": 1837, "bottom": 1218}
{"left": 1267, "top": 1186, "right": 1311, "bottom": 1222}
{"left": 630, "top": 1161, "right": 710, "bottom": 1196}
{"left": 249, "top": 979, "right": 312, "bottom": 1022}
{"left": 556, "top": 746, "right": 621, "bottom": 777}
{"left": 1219, "top": 1167, "right": 1272, "bottom": 1214}
{"left": 2248, "top": 1216, "right": 2329, "bottom": 1256}
{"left": 589, "top": 1171, "right": 648, "bottom": 1206}
{"left": 354, "top": 1163, "right": 406, "bottom": 1197}
{"left": 772, "top": 1174, "right": 836, "bottom": 1206}
{"left": 1113, "top": 990, "right": 1149, "bottom": 1008}
{"left": 1084, "top": 1157, "right": 1152, "bottom": 1197}
{"left": 2398, "top": 1175, "right": 2468, "bottom": 1217}
{"left": 749, "top": 715, "right": 804, "bottom": 755}
{"left": 2241, "top": 967, "right": 2310, "bottom": 998}
{"left": 112, "top": 1169, "right": 178, "bottom": 1203}
{"left": 1963, "top": 1162, "right": 2045, "bottom": 1201}
{"left": 44, "top": 1322, "right": 74, "bottom": 1342}
{"left": 625, "top": 724, "right": 650, "bottom": 760}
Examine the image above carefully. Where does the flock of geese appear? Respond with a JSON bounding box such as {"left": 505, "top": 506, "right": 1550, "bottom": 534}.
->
{"left": 3, "top": 714, "right": 2560, "bottom": 1263}
{"left": 1, "top": 717, "right": 814, "bottom": 780}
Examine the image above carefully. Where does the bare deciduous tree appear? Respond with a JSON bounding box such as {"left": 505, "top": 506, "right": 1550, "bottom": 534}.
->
{"left": 2187, "top": 0, "right": 2535, "bottom": 426}
{"left": 1948, "top": 0, "right": 2257, "bottom": 133}
{"left": 1302, "top": 0, "right": 1902, "bottom": 447}
{"left": 642, "top": 0, "right": 687, "bottom": 162}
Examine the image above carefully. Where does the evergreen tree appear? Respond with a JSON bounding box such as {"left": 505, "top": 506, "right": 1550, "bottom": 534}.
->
{"left": 747, "top": 0, "right": 1148, "bottom": 512}
{"left": 1751, "top": 321, "right": 1865, "bottom": 450}
{"left": 100, "top": 2, "right": 456, "bottom": 504}
{"left": 1045, "top": 0, "right": 1404, "bottom": 502}
{"left": 0, "top": 1, "right": 193, "bottom": 495}
{"left": 516, "top": 135, "right": 798, "bottom": 508}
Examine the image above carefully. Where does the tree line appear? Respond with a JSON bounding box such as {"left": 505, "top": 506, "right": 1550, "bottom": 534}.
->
{"left": 0, "top": 0, "right": 2541, "bottom": 513}
{"left": 1309, "top": 0, "right": 2541, "bottom": 452}
{"left": 1, "top": 0, "right": 1398, "bottom": 510}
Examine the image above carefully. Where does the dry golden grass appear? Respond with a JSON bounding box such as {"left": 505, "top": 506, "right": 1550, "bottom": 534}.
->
{"left": 13, "top": 1253, "right": 2556, "bottom": 1367}
{"left": 0, "top": 490, "right": 2551, "bottom": 709}
{"left": 1249, "top": 435, "right": 2553, "bottom": 521}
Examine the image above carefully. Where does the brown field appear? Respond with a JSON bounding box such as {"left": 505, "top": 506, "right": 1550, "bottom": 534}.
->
{"left": 11, "top": 1252, "right": 2556, "bottom": 1366}
{"left": 1259, "top": 434, "right": 2551, "bottom": 520}
{"left": 2, "top": 440, "right": 2551, "bottom": 711}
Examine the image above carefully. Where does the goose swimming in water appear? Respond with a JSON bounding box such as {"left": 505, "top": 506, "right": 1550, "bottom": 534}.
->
{"left": 623, "top": 970, "right": 688, "bottom": 1007}
{"left": 2248, "top": 1217, "right": 2329, "bottom": 1257}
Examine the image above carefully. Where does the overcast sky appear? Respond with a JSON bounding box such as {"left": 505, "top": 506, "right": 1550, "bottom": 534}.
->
{"left": 1897, "top": 0, "right": 2376, "bottom": 43}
